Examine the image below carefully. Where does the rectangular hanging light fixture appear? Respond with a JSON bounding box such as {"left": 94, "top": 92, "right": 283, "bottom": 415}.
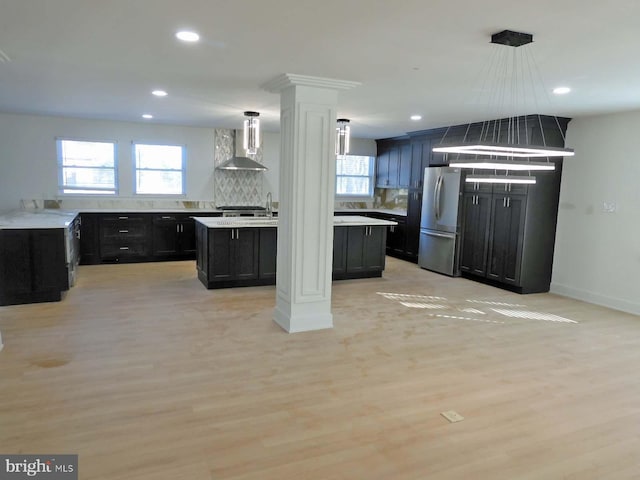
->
{"left": 433, "top": 143, "right": 574, "bottom": 158}
{"left": 243, "top": 111, "right": 260, "bottom": 155}
{"left": 432, "top": 30, "right": 575, "bottom": 163}
{"left": 449, "top": 159, "right": 555, "bottom": 171}
{"left": 336, "top": 118, "right": 350, "bottom": 155}
{"left": 465, "top": 174, "right": 536, "bottom": 185}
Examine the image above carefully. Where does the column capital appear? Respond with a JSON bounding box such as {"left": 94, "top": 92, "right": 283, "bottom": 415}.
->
{"left": 262, "top": 74, "right": 361, "bottom": 93}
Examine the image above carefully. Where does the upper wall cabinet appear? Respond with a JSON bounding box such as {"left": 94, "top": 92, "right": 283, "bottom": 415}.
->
{"left": 375, "top": 139, "right": 410, "bottom": 189}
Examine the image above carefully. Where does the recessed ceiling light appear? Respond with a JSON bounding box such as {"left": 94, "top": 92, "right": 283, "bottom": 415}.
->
{"left": 176, "top": 30, "right": 200, "bottom": 43}
{"left": 142, "top": 114, "right": 153, "bottom": 119}
{"left": 553, "top": 86, "right": 571, "bottom": 95}
{"left": 410, "top": 115, "right": 422, "bottom": 121}
{"left": 152, "top": 90, "right": 167, "bottom": 97}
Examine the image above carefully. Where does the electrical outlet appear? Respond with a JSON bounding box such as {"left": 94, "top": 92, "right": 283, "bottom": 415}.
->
{"left": 441, "top": 410, "right": 464, "bottom": 423}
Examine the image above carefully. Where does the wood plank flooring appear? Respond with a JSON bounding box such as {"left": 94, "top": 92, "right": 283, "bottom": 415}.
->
{"left": 1, "top": 258, "right": 639, "bottom": 479}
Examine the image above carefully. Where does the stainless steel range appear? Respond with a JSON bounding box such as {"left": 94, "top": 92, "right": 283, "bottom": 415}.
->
{"left": 219, "top": 206, "right": 268, "bottom": 217}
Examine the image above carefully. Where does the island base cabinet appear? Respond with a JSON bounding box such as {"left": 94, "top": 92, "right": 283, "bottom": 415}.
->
{"left": 334, "top": 225, "right": 386, "bottom": 280}
{"left": 0, "top": 229, "right": 68, "bottom": 306}
{"left": 196, "top": 224, "right": 271, "bottom": 289}
{"left": 196, "top": 222, "right": 391, "bottom": 289}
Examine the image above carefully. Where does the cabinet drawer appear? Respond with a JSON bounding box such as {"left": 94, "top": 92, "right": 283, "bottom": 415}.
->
{"left": 153, "top": 214, "right": 178, "bottom": 223}
{"left": 101, "top": 242, "right": 148, "bottom": 258}
{"left": 101, "top": 223, "right": 148, "bottom": 239}
{"left": 101, "top": 214, "right": 147, "bottom": 223}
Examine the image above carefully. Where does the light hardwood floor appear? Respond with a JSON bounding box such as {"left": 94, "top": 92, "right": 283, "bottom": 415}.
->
{"left": 1, "top": 258, "right": 639, "bottom": 479}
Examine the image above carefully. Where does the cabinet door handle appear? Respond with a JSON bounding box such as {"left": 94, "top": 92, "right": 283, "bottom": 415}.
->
{"left": 120, "top": 246, "right": 129, "bottom": 250}
{"left": 231, "top": 229, "right": 234, "bottom": 240}
{"left": 503, "top": 197, "right": 507, "bottom": 207}
{"left": 507, "top": 197, "right": 511, "bottom": 208}
{"left": 118, "top": 216, "right": 129, "bottom": 220}
{"left": 176, "top": 225, "right": 179, "bottom": 233}
{"left": 162, "top": 216, "right": 172, "bottom": 219}
{"left": 119, "top": 229, "right": 129, "bottom": 233}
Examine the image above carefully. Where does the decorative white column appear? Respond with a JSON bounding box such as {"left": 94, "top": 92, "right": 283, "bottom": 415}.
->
{"left": 263, "top": 74, "right": 360, "bottom": 333}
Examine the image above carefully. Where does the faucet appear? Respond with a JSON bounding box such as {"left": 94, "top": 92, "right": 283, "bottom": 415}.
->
{"left": 266, "top": 192, "right": 273, "bottom": 217}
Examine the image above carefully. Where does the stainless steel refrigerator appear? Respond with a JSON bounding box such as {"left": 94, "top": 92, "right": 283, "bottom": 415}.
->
{"left": 418, "top": 166, "right": 463, "bottom": 276}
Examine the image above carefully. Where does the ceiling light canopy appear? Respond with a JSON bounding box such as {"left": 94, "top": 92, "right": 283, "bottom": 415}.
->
{"left": 410, "top": 115, "right": 422, "bottom": 121}
{"left": 152, "top": 90, "right": 168, "bottom": 97}
{"left": 336, "top": 118, "right": 351, "bottom": 156}
{"left": 142, "top": 114, "right": 153, "bottom": 119}
{"left": 243, "top": 111, "right": 260, "bottom": 155}
{"left": 176, "top": 30, "right": 200, "bottom": 42}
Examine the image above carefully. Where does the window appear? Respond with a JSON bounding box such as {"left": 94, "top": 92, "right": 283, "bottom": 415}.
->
{"left": 57, "top": 139, "right": 117, "bottom": 194}
{"left": 336, "top": 155, "right": 375, "bottom": 197}
{"left": 134, "top": 143, "right": 185, "bottom": 195}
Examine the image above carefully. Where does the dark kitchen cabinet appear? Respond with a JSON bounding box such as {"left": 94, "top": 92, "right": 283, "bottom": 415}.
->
{"left": 459, "top": 192, "right": 492, "bottom": 276}
{"left": 211, "top": 228, "right": 259, "bottom": 281}
{"left": 375, "top": 144, "right": 391, "bottom": 188}
{"left": 376, "top": 140, "right": 410, "bottom": 188}
{"left": 385, "top": 216, "right": 407, "bottom": 257}
{"left": 344, "top": 225, "right": 386, "bottom": 277}
{"left": 196, "top": 224, "right": 264, "bottom": 288}
{"left": 398, "top": 142, "right": 412, "bottom": 188}
{"left": 0, "top": 229, "right": 68, "bottom": 306}
{"left": 332, "top": 226, "right": 348, "bottom": 277}
{"left": 79, "top": 213, "right": 100, "bottom": 265}
{"left": 152, "top": 214, "right": 197, "bottom": 259}
{"left": 375, "top": 114, "right": 570, "bottom": 270}
{"left": 459, "top": 166, "right": 563, "bottom": 293}
{"left": 80, "top": 211, "right": 222, "bottom": 265}
{"left": 100, "top": 214, "right": 151, "bottom": 262}
{"left": 486, "top": 194, "right": 526, "bottom": 285}
{"left": 405, "top": 189, "right": 422, "bottom": 262}
{"left": 409, "top": 138, "right": 431, "bottom": 190}
{"left": 258, "top": 227, "right": 277, "bottom": 281}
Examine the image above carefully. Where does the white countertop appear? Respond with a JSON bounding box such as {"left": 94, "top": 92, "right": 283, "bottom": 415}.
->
{"left": 0, "top": 208, "right": 404, "bottom": 230}
{"left": 335, "top": 208, "right": 407, "bottom": 217}
{"left": 0, "top": 210, "right": 80, "bottom": 229}
{"left": 194, "top": 215, "right": 398, "bottom": 229}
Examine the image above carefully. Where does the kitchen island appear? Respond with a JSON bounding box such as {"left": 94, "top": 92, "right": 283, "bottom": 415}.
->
{"left": 194, "top": 215, "right": 397, "bottom": 289}
{"left": 0, "top": 210, "right": 80, "bottom": 306}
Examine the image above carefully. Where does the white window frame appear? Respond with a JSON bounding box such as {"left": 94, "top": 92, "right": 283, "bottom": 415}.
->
{"left": 335, "top": 154, "right": 375, "bottom": 200}
{"left": 56, "top": 138, "right": 118, "bottom": 195}
{"left": 132, "top": 142, "right": 186, "bottom": 196}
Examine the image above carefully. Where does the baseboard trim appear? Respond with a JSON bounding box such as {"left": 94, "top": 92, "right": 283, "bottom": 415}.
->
{"left": 550, "top": 283, "right": 640, "bottom": 317}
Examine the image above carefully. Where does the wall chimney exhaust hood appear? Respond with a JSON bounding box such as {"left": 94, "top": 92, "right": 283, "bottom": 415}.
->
{"left": 216, "top": 156, "right": 268, "bottom": 171}
{"left": 216, "top": 129, "right": 267, "bottom": 171}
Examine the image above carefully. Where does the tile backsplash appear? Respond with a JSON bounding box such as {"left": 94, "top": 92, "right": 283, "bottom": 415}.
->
{"left": 213, "top": 128, "right": 264, "bottom": 207}
{"left": 374, "top": 188, "right": 408, "bottom": 210}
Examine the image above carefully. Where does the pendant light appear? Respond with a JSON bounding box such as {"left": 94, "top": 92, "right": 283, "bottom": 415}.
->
{"left": 433, "top": 30, "right": 574, "bottom": 182}
{"left": 243, "top": 111, "right": 260, "bottom": 155}
{"left": 465, "top": 174, "right": 536, "bottom": 185}
{"left": 336, "top": 118, "right": 351, "bottom": 156}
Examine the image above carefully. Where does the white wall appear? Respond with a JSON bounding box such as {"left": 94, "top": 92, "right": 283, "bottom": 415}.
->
{"left": 0, "top": 112, "right": 375, "bottom": 209}
{"left": 552, "top": 110, "right": 640, "bottom": 316}
{"left": 0, "top": 112, "right": 220, "bottom": 210}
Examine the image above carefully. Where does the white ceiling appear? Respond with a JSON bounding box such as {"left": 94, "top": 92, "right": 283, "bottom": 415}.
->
{"left": 1, "top": 0, "right": 639, "bottom": 139}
